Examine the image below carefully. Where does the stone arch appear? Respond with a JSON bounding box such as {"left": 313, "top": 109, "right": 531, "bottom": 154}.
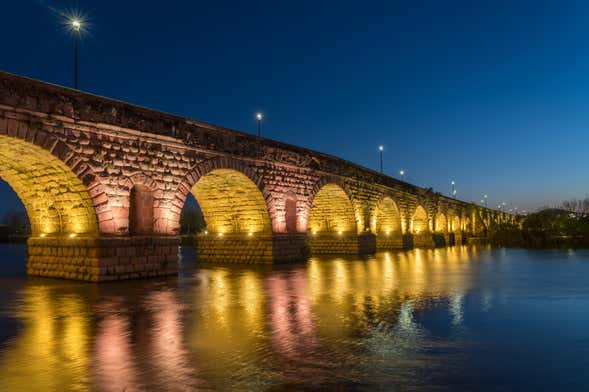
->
{"left": 435, "top": 212, "right": 448, "bottom": 233}
{"left": 372, "top": 196, "right": 402, "bottom": 235}
{"left": 463, "top": 216, "right": 472, "bottom": 233}
{"left": 0, "top": 129, "right": 110, "bottom": 236}
{"left": 411, "top": 205, "right": 429, "bottom": 234}
{"left": 308, "top": 181, "right": 357, "bottom": 234}
{"left": 193, "top": 169, "right": 271, "bottom": 234}
{"left": 173, "top": 157, "right": 273, "bottom": 234}
{"left": 450, "top": 215, "right": 461, "bottom": 233}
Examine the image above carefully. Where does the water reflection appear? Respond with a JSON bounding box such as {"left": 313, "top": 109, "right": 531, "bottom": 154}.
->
{"left": 93, "top": 299, "right": 141, "bottom": 391}
{"left": 0, "top": 284, "right": 92, "bottom": 391}
{"left": 0, "top": 245, "right": 532, "bottom": 391}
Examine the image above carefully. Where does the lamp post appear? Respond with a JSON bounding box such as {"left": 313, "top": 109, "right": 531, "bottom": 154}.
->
{"left": 483, "top": 194, "right": 488, "bottom": 207}
{"left": 71, "top": 18, "right": 81, "bottom": 89}
{"left": 399, "top": 169, "right": 405, "bottom": 181}
{"left": 378, "top": 145, "right": 384, "bottom": 173}
{"left": 451, "top": 180, "right": 456, "bottom": 198}
{"left": 256, "top": 113, "right": 263, "bottom": 137}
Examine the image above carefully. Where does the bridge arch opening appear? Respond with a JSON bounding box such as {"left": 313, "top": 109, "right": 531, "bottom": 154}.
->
{"left": 179, "top": 193, "right": 205, "bottom": 235}
{"left": 0, "top": 135, "right": 98, "bottom": 236}
{"left": 373, "top": 197, "right": 401, "bottom": 235}
{"left": 191, "top": 168, "right": 271, "bottom": 235}
{"left": 411, "top": 205, "right": 429, "bottom": 234}
{"left": 308, "top": 183, "right": 356, "bottom": 234}
{"left": 435, "top": 212, "right": 448, "bottom": 233}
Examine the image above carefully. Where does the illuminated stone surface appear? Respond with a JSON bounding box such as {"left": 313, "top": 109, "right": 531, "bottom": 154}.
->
{"left": 373, "top": 197, "right": 403, "bottom": 250}
{"left": 0, "top": 71, "right": 517, "bottom": 281}
{"left": 0, "top": 135, "right": 97, "bottom": 236}
{"left": 27, "top": 236, "right": 179, "bottom": 281}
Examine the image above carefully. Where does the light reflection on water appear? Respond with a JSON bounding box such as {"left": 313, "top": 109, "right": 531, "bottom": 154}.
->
{"left": 1, "top": 245, "right": 589, "bottom": 390}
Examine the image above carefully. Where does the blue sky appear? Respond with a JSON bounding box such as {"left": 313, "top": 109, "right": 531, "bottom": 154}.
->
{"left": 1, "top": 0, "right": 589, "bottom": 216}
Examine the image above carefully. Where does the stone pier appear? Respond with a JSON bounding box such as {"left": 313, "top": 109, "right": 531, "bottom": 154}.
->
{"left": 27, "top": 236, "right": 179, "bottom": 282}
{"left": 376, "top": 233, "right": 405, "bottom": 251}
{"left": 195, "top": 233, "right": 309, "bottom": 264}
{"left": 308, "top": 232, "right": 376, "bottom": 255}
{"left": 412, "top": 232, "right": 436, "bottom": 248}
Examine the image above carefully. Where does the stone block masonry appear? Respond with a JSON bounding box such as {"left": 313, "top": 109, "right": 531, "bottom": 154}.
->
{"left": 28, "top": 236, "right": 179, "bottom": 281}
{"left": 196, "top": 233, "right": 308, "bottom": 264}
{"left": 308, "top": 233, "right": 376, "bottom": 255}
{"left": 376, "top": 235, "right": 405, "bottom": 251}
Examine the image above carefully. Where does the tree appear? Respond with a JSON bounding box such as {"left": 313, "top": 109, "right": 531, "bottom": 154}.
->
{"left": 179, "top": 206, "right": 205, "bottom": 234}
{"left": 561, "top": 197, "right": 589, "bottom": 217}
{"left": 1, "top": 211, "right": 30, "bottom": 234}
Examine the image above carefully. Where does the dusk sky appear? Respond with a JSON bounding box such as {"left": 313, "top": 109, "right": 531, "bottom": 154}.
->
{"left": 1, "top": 0, "right": 589, "bottom": 216}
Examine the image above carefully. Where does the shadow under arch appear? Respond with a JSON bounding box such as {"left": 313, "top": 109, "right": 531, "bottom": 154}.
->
{"left": 0, "top": 135, "right": 98, "bottom": 236}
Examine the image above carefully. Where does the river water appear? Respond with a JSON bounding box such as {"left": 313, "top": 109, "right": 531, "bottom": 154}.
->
{"left": 0, "top": 244, "right": 588, "bottom": 391}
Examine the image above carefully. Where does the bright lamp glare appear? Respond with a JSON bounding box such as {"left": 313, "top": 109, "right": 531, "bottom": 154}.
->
{"left": 71, "top": 19, "right": 81, "bottom": 30}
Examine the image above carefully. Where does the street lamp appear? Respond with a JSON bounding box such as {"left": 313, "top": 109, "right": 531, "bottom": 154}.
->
{"left": 256, "top": 113, "right": 263, "bottom": 137}
{"left": 483, "top": 194, "right": 488, "bottom": 207}
{"left": 378, "top": 145, "right": 384, "bottom": 173}
{"left": 399, "top": 169, "right": 405, "bottom": 181}
{"left": 70, "top": 18, "right": 82, "bottom": 89}
{"left": 451, "top": 180, "right": 456, "bottom": 198}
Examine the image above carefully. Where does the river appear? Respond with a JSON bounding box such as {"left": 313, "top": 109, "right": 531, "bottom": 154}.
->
{"left": 0, "top": 244, "right": 588, "bottom": 391}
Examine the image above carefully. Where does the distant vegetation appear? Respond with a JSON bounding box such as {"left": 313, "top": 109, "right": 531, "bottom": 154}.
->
{"left": 0, "top": 211, "right": 30, "bottom": 242}
{"left": 489, "top": 197, "right": 589, "bottom": 248}
{"left": 179, "top": 206, "right": 205, "bottom": 235}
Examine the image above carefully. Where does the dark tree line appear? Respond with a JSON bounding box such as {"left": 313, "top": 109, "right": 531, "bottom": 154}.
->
{"left": 179, "top": 206, "right": 205, "bottom": 234}
{"left": 1, "top": 211, "right": 29, "bottom": 233}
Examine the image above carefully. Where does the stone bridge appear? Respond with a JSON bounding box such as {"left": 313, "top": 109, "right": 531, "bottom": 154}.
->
{"left": 0, "top": 71, "right": 515, "bottom": 281}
